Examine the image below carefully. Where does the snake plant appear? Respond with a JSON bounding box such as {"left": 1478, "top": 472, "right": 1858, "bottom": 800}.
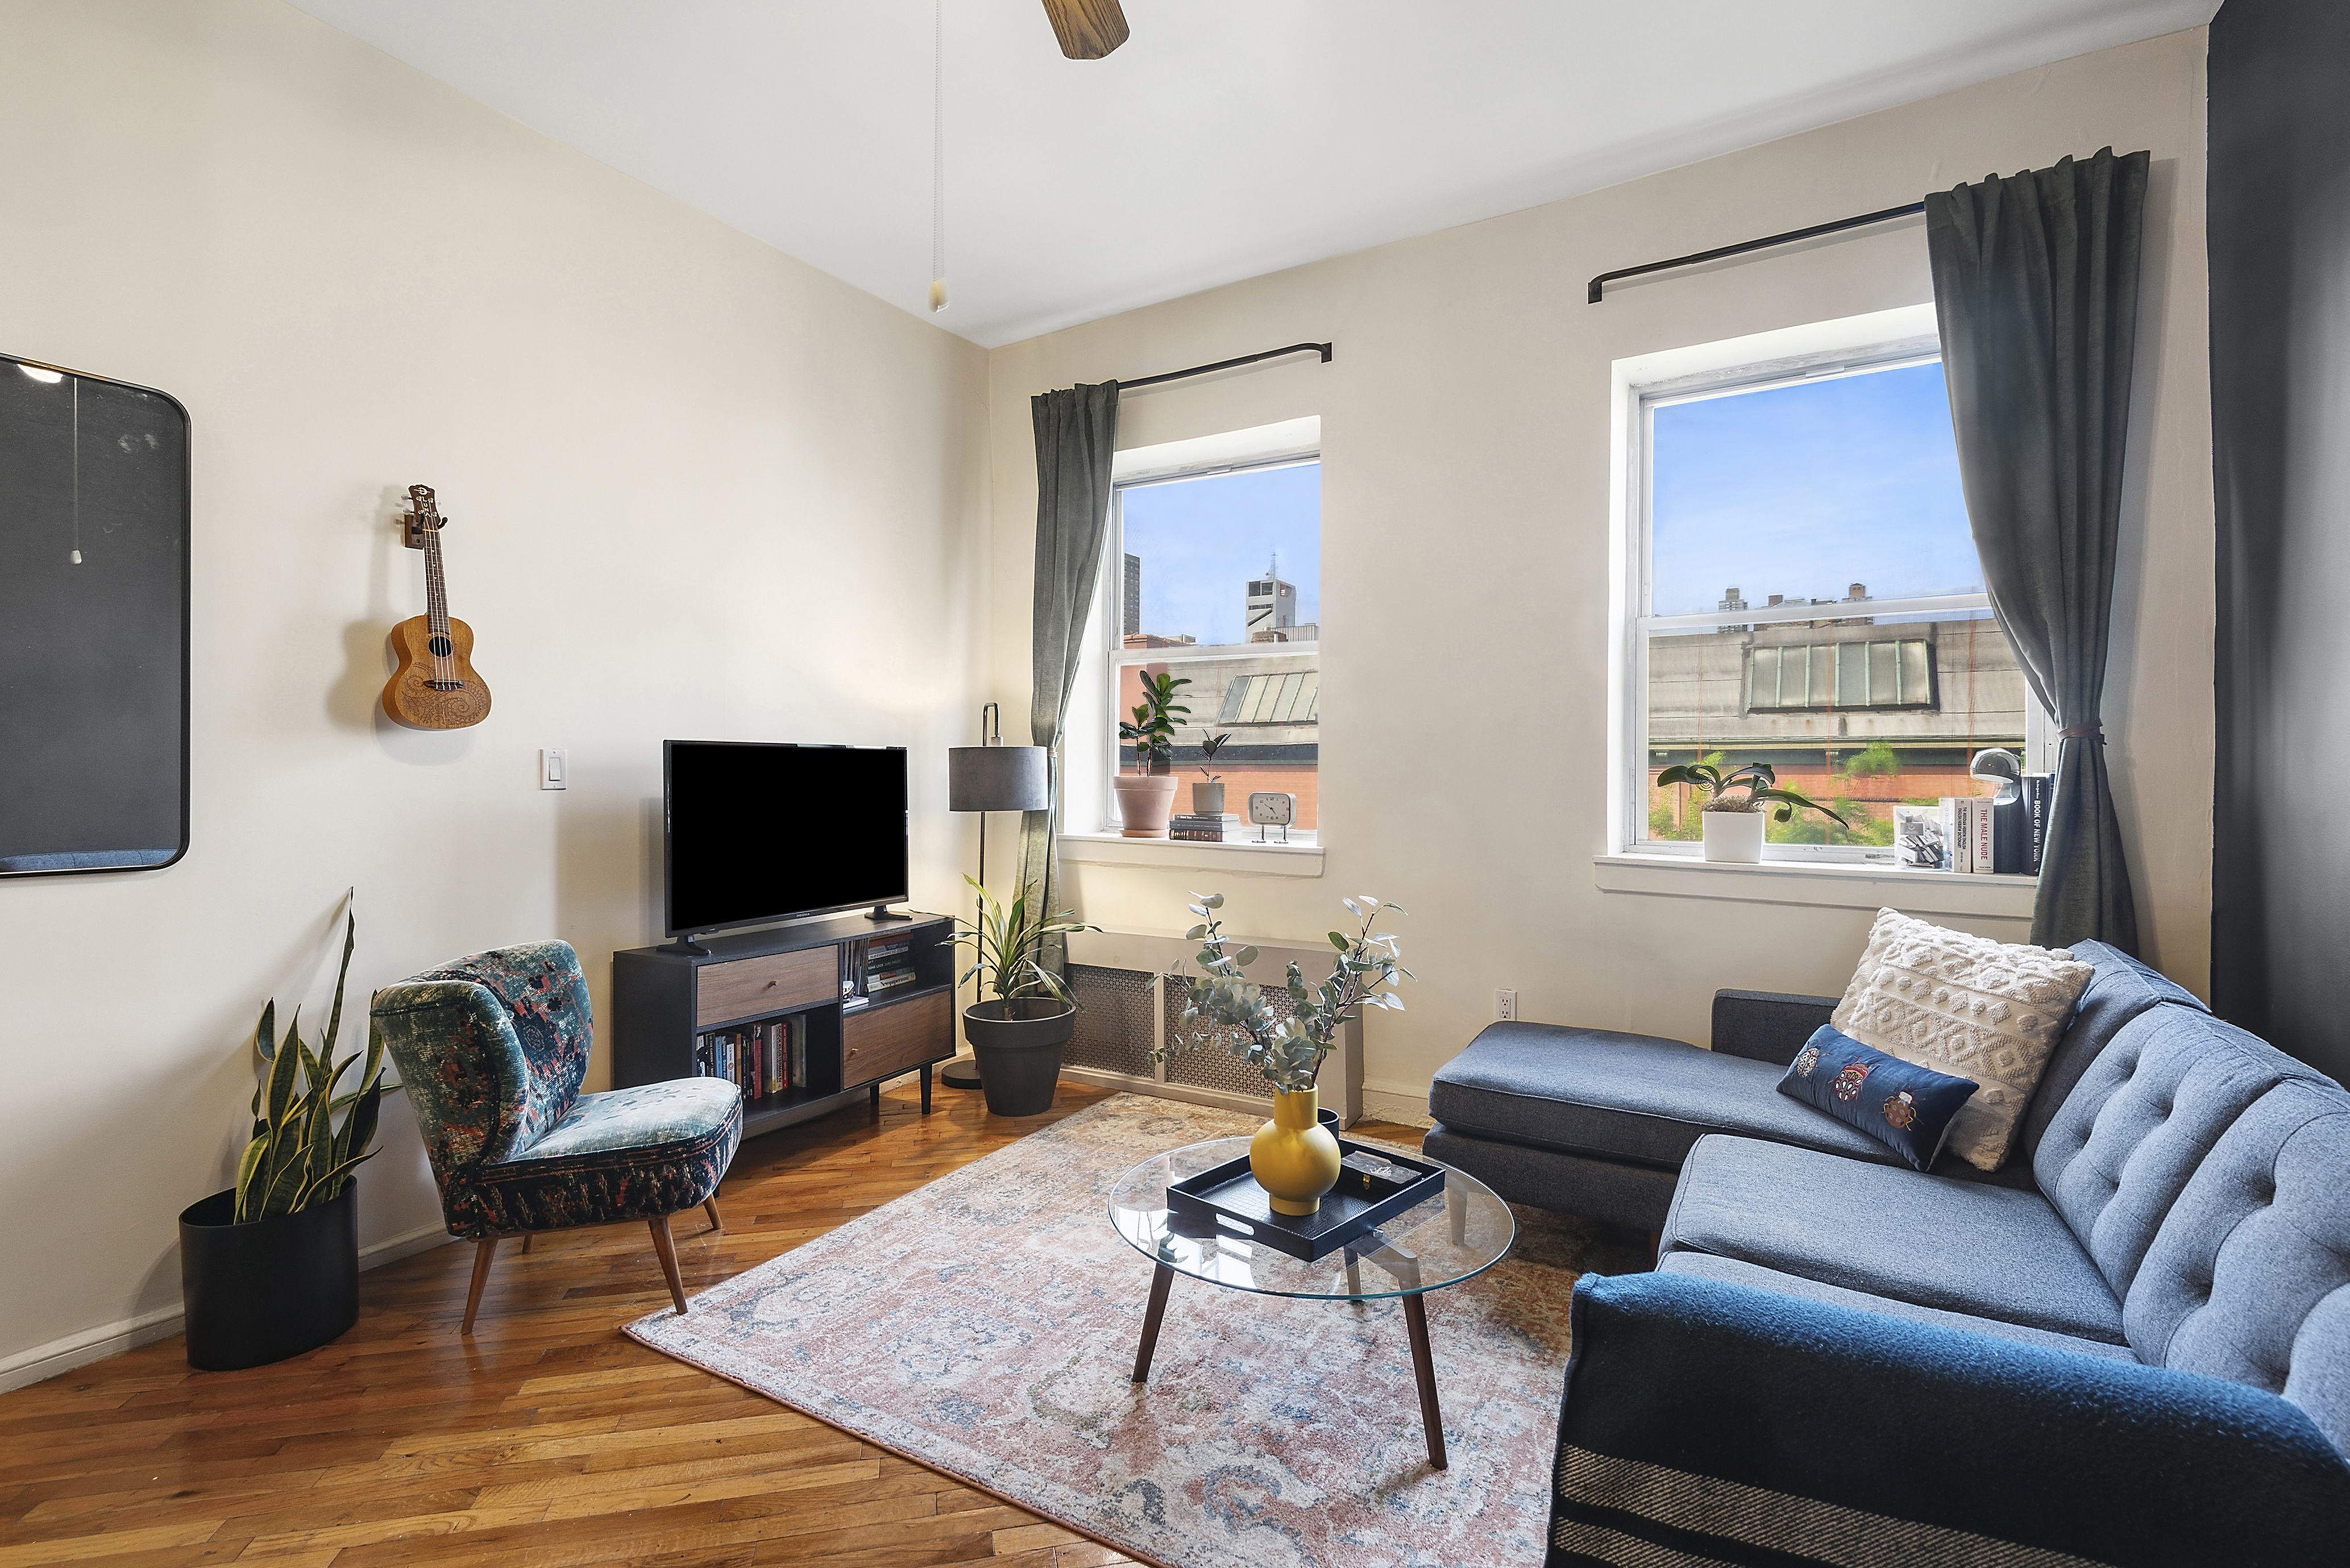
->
{"left": 232, "top": 910, "right": 395, "bottom": 1223}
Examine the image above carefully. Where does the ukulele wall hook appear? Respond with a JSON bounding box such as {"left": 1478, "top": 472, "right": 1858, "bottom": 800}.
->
{"left": 381, "top": 484, "right": 493, "bottom": 730}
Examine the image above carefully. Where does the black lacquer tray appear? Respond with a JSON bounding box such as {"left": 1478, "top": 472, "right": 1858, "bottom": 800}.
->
{"left": 1164, "top": 1138, "right": 1448, "bottom": 1263}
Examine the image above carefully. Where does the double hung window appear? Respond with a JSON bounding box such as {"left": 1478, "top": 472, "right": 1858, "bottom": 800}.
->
{"left": 1104, "top": 454, "right": 1321, "bottom": 843}
{"left": 1627, "top": 336, "right": 2035, "bottom": 860}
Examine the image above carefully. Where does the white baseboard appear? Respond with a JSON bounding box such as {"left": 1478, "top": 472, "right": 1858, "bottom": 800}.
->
{"left": 0, "top": 1221, "right": 455, "bottom": 1395}
{"left": 1360, "top": 1084, "right": 1434, "bottom": 1128}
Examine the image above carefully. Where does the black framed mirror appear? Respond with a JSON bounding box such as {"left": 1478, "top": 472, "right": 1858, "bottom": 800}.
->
{"left": 1, "top": 352, "right": 190, "bottom": 875}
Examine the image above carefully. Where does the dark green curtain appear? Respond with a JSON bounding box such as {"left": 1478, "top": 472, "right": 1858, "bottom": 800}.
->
{"left": 1018, "top": 382, "right": 1119, "bottom": 971}
{"left": 1926, "top": 147, "right": 2147, "bottom": 953}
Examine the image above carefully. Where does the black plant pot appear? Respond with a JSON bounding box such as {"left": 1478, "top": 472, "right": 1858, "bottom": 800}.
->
{"left": 179, "top": 1178, "right": 359, "bottom": 1371}
{"left": 963, "top": 999, "right": 1076, "bottom": 1117}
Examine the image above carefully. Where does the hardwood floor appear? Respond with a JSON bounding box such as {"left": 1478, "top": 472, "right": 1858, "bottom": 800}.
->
{"left": 1, "top": 1082, "right": 1423, "bottom": 1568}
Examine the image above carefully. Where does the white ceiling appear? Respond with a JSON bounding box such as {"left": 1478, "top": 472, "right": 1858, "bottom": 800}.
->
{"left": 287, "top": 1, "right": 2215, "bottom": 347}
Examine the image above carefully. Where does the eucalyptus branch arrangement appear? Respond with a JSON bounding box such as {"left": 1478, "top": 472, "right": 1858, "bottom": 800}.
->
{"left": 950, "top": 876, "right": 1099, "bottom": 1007}
{"left": 1654, "top": 759, "right": 1849, "bottom": 827}
{"left": 1118, "top": 671, "right": 1191, "bottom": 775}
{"left": 1152, "top": 892, "right": 1412, "bottom": 1093}
{"left": 234, "top": 909, "right": 398, "bottom": 1224}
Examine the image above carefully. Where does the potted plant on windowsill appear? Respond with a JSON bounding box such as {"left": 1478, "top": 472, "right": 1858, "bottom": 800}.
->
{"left": 1153, "top": 892, "right": 1411, "bottom": 1215}
{"left": 1114, "top": 669, "right": 1190, "bottom": 838}
{"left": 1191, "top": 730, "right": 1231, "bottom": 816}
{"left": 953, "top": 877, "right": 1098, "bottom": 1117}
{"left": 180, "top": 905, "right": 398, "bottom": 1371}
{"left": 1654, "top": 759, "right": 1848, "bottom": 863}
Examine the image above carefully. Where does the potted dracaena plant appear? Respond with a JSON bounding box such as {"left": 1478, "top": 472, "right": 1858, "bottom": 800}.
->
{"left": 1153, "top": 892, "right": 1411, "bottom": 1216}
{"left": 1191, "top": 730, "right": 1232, "bottom": 817}
{"left": 178, "top": 904, "right": 398, "bottom": 1370}
{"left": 952, "top": 876, "right": 1099, "bottom": 1116}
{"left": 1654, "top": 758, "right": 1849, "bottom": 863}
{"left": 1114, "top": 669, "right": 1189, "bottom": 838}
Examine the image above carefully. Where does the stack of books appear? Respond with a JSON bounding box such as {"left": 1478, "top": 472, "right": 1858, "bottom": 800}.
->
{"left": 1170, "top": 813, "right": 1239, "bottom": 842}
{"left": 865, "top": 937, "right": 920, "bottom": 996}
{"left": 695, "top": 1017, "right": 797, "bottom": 1101}
{"left": 1894, "top": 777, "right": 2054, "bottom": 875}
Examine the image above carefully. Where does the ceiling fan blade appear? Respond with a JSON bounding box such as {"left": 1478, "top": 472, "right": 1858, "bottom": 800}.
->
{"left": 1041, "top": 0, "right": 1130, "bottom": 60}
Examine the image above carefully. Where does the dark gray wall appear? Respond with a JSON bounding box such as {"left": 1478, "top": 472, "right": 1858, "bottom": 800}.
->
{"left": 2208, "top": 0, "right": 2350, "bottom": 1083}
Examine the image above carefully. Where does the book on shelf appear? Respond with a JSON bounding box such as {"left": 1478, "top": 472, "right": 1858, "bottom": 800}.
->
{"left": 1170, "top": 812, "right": 1238, "bottom": 842}
{"left": 1973, "top": 792, "right": 1996, "bottom": 875}
{"left": 1938, "top": 798, "right": 1966, "bottom": 872}
{"left": 790, "top": 1025, "right": 806, "bottom": 1087}
{"left": 2021, "top": 773, "right": 2052, "bottom": 876}
{"left": 867, "top": 968, "right": 921, "bottom": 993}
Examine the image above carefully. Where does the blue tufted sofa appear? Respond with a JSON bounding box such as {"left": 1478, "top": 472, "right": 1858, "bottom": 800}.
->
{"left": 1423, "top": 942, "right": 2350, "bottom": 1565}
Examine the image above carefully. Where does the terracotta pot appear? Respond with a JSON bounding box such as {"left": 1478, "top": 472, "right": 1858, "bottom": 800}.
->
{"left": 1701, "top": 808, "right": 1766, "bottom": 863}
{"left": 1112, "top": 774, "right": 1179, "bottom": 838}
{"left": 1191, "top": 781, "right": 1226, "bottom": 816}
{"left": 1249, "top": 1087, "right": 1343, "bottom": 1217}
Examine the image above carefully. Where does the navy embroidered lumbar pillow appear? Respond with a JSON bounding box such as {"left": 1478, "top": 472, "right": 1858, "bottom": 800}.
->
{"left": 1778, "top": 1024, "right": 1979, "bottom": 1172}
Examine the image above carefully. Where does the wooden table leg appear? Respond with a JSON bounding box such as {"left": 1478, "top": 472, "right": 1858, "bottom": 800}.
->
{"left": 920, "top": 1063, "right": 932, "bottom": 1115}
{"left": 1402, "top": 1292, "right": 1447, "bottom": 1470}
{"left": 1131, "top": 1262, "right": 1175, "bottom": 1383}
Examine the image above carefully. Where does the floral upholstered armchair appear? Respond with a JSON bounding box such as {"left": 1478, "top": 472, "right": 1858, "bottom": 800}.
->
{"left": 371, "top": 940, "right": 741, "bottom": 1332}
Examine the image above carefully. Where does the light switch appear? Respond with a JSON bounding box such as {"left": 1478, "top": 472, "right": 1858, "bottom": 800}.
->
{"left": 541, "top": 748, "right": 567, "bottom": 790}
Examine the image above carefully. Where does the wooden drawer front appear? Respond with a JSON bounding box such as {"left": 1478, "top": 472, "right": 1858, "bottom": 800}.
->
{"left": 696, "top": 949, "right": 835, "bottom": 1027}
{"left": 842, "top": 991, "right": 953, "bottom": 1087}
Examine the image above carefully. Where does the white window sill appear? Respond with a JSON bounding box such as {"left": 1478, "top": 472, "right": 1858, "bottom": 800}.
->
{"left": 1060, "top": 831, "right": 1325, "bottom": 877}
{"left": 1593, "top": 852, "right": 2037, "bottom": 918}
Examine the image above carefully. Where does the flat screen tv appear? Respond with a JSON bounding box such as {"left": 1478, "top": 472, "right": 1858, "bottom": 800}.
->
{"left": 664, "top": 741, "right": 909, "bottom": 939}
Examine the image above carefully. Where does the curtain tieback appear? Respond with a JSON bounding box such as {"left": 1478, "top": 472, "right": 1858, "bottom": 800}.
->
{"left": 2058, "top": 721, "right": 2105, "bottom": 743}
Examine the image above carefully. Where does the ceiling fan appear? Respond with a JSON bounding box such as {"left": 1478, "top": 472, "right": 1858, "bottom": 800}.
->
{"left": 1041, "top": 0, "right": 1130, "bottom": 59}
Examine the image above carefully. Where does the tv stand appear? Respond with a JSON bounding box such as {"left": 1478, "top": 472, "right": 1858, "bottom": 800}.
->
{"left": 865, "top": 904, "right": 915, "bottom": 923}
{"left": 613, "top": 912, "right": 958, "bottom": 1140}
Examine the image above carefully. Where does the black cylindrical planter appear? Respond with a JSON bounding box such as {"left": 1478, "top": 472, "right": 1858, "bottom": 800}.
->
{"left": 963, "top": 999, "right": 1075, "bottom": 1117}
{"left": 178, "top": 1178, "right": 359, "bottom": 1371}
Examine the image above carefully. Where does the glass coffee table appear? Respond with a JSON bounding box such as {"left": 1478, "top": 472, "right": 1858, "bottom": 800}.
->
{"left": 1107, "top": 1135, "right": 1514, "bottom": 1470}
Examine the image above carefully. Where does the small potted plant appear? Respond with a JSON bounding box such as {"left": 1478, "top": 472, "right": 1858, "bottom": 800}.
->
{"left": 1653, "top": 759, "right": 1848, "bottom": 863}
{"left": 953, "top": 877, "right": 1098, "bottom": 1116}
{"left": 1153, "top": 892, "right": 1410, "bottom": 1215}
{"left": 180, "top": 905, "right": 397, "bottom": 1371}
{"left": 1113, "top": 669, "right": 1190, "bottom": 838}
{"left": 1191, "top": 730, "right": 1232, "bottom": 816}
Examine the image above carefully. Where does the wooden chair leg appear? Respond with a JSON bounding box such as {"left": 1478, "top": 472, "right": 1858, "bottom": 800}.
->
{"left": 703, "top": 1196, "right": 725, "bottom": 1234}
{"left": 648, "top": 1214, "right": 688, "bottom": 1315}
{"left": 462, "top": 1237, "right": 499, "bottom": 1334}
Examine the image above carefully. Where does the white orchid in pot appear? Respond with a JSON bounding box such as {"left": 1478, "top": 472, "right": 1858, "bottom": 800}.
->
{"left": 1153, "top": 892, "right": 1411, "bottom": 1215}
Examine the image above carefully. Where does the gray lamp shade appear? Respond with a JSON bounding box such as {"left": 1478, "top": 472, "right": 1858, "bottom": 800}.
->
{"left": 948, "top": 745, "right": 1050, "bottom": 813}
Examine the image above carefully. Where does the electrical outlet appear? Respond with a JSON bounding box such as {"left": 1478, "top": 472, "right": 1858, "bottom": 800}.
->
{"left": 1495, "top": 988, "right": 1518, "bottom": 1022}
{"left": 541, "top": 748, "right": 567, "bottom": 791}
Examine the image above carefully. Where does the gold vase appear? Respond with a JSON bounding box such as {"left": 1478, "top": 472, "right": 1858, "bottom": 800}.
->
{"left": 1249, "top": 1087, "right": 1342, "bottom": 1216}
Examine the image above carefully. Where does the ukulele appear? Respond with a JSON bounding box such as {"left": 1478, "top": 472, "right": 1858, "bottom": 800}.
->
{"left": 381, "top": 484, "right": 492, "bottom": 730}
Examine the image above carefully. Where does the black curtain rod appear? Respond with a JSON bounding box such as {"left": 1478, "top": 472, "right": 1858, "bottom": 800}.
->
{"left": 1587, "top": 202, "right": 1926, "bottom": 304}
{"left": 1122, "top": 342, "right": 1331, "bottom": 389}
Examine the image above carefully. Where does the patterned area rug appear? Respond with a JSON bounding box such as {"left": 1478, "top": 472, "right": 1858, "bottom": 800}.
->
{"left": 626, "top": 1094, "right": 1646, "bottom": 1568}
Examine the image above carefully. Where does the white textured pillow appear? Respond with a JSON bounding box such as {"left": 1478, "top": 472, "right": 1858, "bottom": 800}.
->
{"left": 1830, "top": 909, "right": 2095, "bottom": 1171}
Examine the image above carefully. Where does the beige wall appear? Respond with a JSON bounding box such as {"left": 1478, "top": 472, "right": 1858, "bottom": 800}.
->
{"left": 984, "top": 31, "right": 2212, "bottom": 1114}
{"left": 0, "top": 0, "right": 989, "bottom": 1379}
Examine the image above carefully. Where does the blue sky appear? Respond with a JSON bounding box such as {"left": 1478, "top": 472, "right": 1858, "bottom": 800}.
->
{"left": 1651, "top": 363, "right": 1978, "bottom": 618}
{"left": 1120, "top": 462, "right": 1321, "bottom": 646}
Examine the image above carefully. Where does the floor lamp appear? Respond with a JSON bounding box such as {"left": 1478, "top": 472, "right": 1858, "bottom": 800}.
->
{"left": 943, "top": 702, "right": 1050, "bottom": 1090}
